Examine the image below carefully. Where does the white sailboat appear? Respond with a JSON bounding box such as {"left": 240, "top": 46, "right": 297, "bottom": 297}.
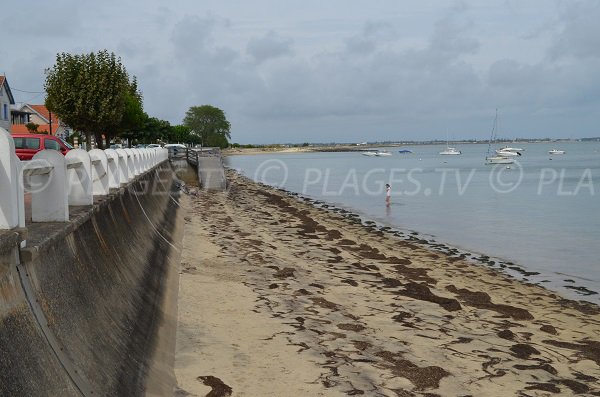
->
{"left": 486, "top": 109, "right": 515, "bottom": 165}
{"left": 440, "top": 146, "right": 461, "bottom": 155}
{"left": 439, "top": 132, "right": 461, "bottom": 155}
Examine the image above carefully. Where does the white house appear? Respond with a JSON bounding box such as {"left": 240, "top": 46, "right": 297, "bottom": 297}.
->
{"left": 11, "top": 103, "right": 70, "bottom": 139}
{"left": 0, "top": 75, "right": 15, "bottom": 132}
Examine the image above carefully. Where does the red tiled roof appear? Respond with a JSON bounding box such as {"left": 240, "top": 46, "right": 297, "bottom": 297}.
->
{"left": 11, "top": 124, "right": 55, "bottom": 134}
{"left": 18, "top": 104, "right": 62, "bottom": 135}
{"left": 29, "top": 105, "right": 51, "bottom": 122}
{"left": 11, "top": 125, "right": 30, "bottom": 133}
{"left": 0, "top": 76, "right": 5, "bottom": 86}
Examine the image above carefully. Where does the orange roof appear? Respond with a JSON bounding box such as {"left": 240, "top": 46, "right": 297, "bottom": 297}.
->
{"left": 0, "top": 76, "right": 4, "bottom": 86}
{"left": 11, "top": 124, "right": 55, "bottom": 134}
{"left": 29, "top": 105, "right": 51, "bottom": 122}
{"left": 20, "top": 104, "right": 62, "bottom": 133}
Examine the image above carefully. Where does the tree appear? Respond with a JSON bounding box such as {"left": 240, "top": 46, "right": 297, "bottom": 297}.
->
{"left": 44, "top": 50, "right": 141, "bottom": 149}
{"left": 183, "top": 105, "right": 231, "bottom": 149}
{"left": 168, "top": 125, "right": 201, "bottom": 145}
{"left": 110, "top": 79, "right": 145, "bottom": 142}
{"left": 120, "top": 113, "right": 171, "bottom": 146}
{"left": 25, "top": 122, "right": 39, "bottom": 133}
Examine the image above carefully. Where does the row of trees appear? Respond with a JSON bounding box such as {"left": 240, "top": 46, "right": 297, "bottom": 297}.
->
{"left": 44, "top": 50, "right": 231, "bottom": 149}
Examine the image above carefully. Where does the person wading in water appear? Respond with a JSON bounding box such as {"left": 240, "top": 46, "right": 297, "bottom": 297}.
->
{"left": 385, "top": 183, "right": 391, "bottom": 207}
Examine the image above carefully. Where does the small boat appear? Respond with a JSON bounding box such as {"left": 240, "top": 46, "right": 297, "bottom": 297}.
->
{"left": 486, "top": 156, "right": 515, "bottom": 164}
{"left": 439, "top": 147, "right": 461, "bottom": 155}
{"left": 548, "top": 149, "right": 566, "bottom": 155}
{"left": 398, "top": 149, "right": 413, "bottom": 154}
{"left": 499, "top": 146, "right": 524, "bottom": 152}
{"left": 440, "top": 131, "right": 461, "bottom": 155}
{"left": 362, "top": 150, "right": 392, "bottom": 157}
{"left": 485, "top": 109, "right": 515, "bottom": 165}
{"left": 495, "top": 148, "right": 521, "bottom": 157}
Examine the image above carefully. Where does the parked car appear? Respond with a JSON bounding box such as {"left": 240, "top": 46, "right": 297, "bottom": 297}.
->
{"left": 164, "top": 143, "right": 187, "bottom": 156}
{"left": 147, "top": 144, "right": 161, "bottom": 148}
{"left": 12, "top": 133, "right": 73, "bottom": 160}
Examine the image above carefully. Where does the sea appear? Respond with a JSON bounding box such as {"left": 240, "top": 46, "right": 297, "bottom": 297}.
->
{"left": 225, "top": 141, "right": 600, "bottom": 304}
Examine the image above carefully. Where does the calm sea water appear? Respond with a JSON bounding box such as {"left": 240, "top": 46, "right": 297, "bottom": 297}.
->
{"left": 225, "top": 141, "right": 600, "bottom": 303}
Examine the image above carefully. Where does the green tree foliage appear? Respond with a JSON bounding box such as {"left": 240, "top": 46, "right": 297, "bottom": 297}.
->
{"left": 44, "top": 50, "right": 142, "bottom": 149}
{"left": 183, "top": 105, "right": 231, "bottom": 148}
{"left": 168, "top": 125, "right": 200, "bottom": 145}
{"left": 25, "top": 122, "right": 39, "bottom": 133}
{"left": 121, "top": 113, "right": 171, "bottom": 146}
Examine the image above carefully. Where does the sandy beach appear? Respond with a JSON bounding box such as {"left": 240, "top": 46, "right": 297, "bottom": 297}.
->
{"left": 174, "top": 170, "right": 600, "bottom": 397}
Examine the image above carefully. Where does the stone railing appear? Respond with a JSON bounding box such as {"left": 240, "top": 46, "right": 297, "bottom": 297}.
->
{"left": 0, "top": 128, "right": 168, "bottom": 231}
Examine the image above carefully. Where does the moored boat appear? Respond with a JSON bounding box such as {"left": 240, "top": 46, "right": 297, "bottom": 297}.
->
{"left": 495, "top": 148, "right": 521, "bottom": 157}
{"left": 439, "top": 147, "right": 461, "bottom": 155}
{"left": 486, "top": 156, "right": 515, "bottom": 164}
{"left": 485, "top": 109, "right": 515, "bottom": 165}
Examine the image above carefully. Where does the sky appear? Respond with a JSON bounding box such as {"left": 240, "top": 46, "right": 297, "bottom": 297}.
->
{"left": 2, "top": 0, "right": 600, "bottom": 143}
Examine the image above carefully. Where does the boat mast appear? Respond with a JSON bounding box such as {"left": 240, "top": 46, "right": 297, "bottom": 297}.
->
{"left": 486, "top": 109, "right": 498, "bottom": 158}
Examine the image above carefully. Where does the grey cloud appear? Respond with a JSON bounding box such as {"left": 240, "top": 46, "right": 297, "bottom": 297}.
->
{"left": 1, "top": 2, "right": 82, "bottom": 38}
{"left": 428, "top": 14, "right": 479, "bottom": 64}
{"left": 246, "top": 31, "right": 293, "bottom": 63}
{"left": 548, "top": 1, "right": 600, "bottom": 60}
{"left": 345, "top": 21, "right": 396, "bottom": 55}
{"left": 171, "top": 15, "right": 222, "bottom": 51}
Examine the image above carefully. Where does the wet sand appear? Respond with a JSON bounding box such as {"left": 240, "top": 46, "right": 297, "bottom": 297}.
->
{"left": 175, "top": 171, "right": 600, "bottom": 396}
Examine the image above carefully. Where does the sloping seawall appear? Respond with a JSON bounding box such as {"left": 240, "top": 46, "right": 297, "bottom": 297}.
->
{"left": 0, "top": 161, "right": 183, "bottom": 396}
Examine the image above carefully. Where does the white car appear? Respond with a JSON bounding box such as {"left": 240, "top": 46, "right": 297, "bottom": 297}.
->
{"left": 164, "top": 144, "right": 187, "bottom": 149}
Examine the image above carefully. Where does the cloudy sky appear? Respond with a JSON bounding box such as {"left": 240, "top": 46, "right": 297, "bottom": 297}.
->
{"left": 2, "top": 0, "right": 599, "bottom": 143}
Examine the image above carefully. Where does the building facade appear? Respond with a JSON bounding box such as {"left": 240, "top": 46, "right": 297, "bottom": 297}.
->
{"left": 0, "top": 75, "right": 15, "bottom": 132}
{"left": 11, "top": 103, "right": 70, "bottom": 139}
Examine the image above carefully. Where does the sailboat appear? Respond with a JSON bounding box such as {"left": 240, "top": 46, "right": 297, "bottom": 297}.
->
{"left": 485, "top": 109, "right": 515, "bottom": 165}
{"left": 439, "top": 132, "right": 461, "bottom": 155}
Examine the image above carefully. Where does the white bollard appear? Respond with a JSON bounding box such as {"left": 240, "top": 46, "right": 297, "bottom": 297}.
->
{"left": 132, "top": 149, "right": 141, "bottom": 176}
{"left": 14, "top": 153, "right": 25, "bottom": 228}
{"left": 89, "top": 149, "right": 109, "bottom": 196}
{"left": 115, "top": 149, "right": 129, "bottom": 185}
{"left": 29, "top": 150, "right": 68, "bottom": 222}
{"left": 103, "top": 149, "right": 120, "bottom": 189}
{"left": 65, "top": 149, "right": 93, "bottom": 206}
{"left": 141, "top": 150, "right": 149, "bottom": 172}
{"left": 124, "top": 149, "right": 135, "bottom": 181}
{"left": 0, "top": 128, "right": 21, "bottom": 229}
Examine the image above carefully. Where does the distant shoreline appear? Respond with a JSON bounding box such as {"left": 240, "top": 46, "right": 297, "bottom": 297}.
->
{"left": 223, "top": 140, "right": 592, "bottom": 156}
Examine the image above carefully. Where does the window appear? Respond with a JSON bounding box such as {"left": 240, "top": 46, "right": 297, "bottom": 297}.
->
{"left": 3, "top": 104, "right": 7, "bottom": 120}
{"left": 14, "top": 138, "right": 41, "bottom": 150}
{"left": 44, "top": 139, "right": 61, "bottom": 151}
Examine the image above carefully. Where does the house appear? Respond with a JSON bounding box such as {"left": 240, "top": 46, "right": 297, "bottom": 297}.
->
{"left": 11, "top": 103, "right": 70, "bottom": 139}
{"left": 0, "top": 75, "right": 15, "bottom": 132}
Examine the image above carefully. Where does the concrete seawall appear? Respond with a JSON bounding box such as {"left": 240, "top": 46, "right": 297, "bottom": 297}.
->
{"left": 0, "top": 161, "right": 183, "bottom": 396}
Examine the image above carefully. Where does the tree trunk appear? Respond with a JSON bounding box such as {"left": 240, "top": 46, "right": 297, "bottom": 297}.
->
{"left": 94, "top": 131, "right": 105, "bottom": 149}
{"left": 84, "top": 131, "right": 93, "bottom": 151}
